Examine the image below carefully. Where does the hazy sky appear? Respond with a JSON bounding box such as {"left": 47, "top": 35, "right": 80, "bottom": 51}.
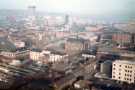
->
{"left": 0, "top": 0, "right": 134, "bottom": 15}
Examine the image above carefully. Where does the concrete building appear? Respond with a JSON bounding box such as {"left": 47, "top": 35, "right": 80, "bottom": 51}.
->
{"left": 94, "top": 60, "right": 112, "bottom": 79}
{"left": 112, "top": 60, "right": 135, "bottom": 84}
{"left": 65, "top": 38, "right": 90, "bottom": 55}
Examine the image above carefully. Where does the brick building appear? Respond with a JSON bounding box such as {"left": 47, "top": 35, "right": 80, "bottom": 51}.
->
{"left": 65, "top": 38, "right": 90, "bottom": 55}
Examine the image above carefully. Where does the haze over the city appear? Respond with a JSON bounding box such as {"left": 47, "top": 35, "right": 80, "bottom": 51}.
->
{"left": 0, "top": 0, "right": 135, "bottom": 15}
{"left": 0, "top": 0, "right": 135, "bottom": 90}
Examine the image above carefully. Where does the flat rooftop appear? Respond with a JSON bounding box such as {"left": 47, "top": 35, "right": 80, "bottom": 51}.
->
{"left": 114, "top": 60, "right": 135, "bottom": 64}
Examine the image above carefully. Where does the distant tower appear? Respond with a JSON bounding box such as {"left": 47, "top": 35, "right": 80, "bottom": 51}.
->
{"left": 65, "top": 15, "right": 69, "bottom": 25}
{"left": 28, "top": 5, "right": 36, "bottom": 16}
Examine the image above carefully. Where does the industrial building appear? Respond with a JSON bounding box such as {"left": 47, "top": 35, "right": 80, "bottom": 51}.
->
{"left": 100, "top": 60, "right": 112, "bottom": 78}
{"left": 94, "top": 60, "right": 112, "bottom": 79}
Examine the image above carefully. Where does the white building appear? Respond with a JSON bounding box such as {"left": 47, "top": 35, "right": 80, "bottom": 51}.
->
{"left": 0, "top": 51, "right": 16, "bottom": 58}
{"left": 82, "top": 54, "right": 96, "bottom": 59}
{"left": 112, "top": 60, "right": 135, "bottom": 84}
{"left": 29, "top": 50, "right": 68, "bottom": 63}
{"left": 29, "top": 51, "right": 43, "bottom": 61}
{"left": 49, "top": 52, "right": 68, "bottom": 63}
{"left": 42, "top": 50, "right": 68, "bottom": 63}
{"left": 1, "top": 50, "right": 30, "bottom": 59}
{"left": 14, "top": 41, "right": 25, "bottom": 48}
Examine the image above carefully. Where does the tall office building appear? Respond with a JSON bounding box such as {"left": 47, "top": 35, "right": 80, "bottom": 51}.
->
{"left": 65, "top": 15, "right": 69, "bottom": 25}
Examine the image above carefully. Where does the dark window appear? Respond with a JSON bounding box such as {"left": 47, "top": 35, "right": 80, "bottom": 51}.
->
{"left": 119, "top": 77, "right": 121, "bottom": 79}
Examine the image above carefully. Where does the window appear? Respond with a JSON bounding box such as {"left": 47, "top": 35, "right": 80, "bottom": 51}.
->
{"left": 128, "top": 66, "right": 132, "bottom": 68}
{"left": 127, "top": 74, "right": 129, "bottom": 76}
{"left": 119, "top": 77, "right": 121, "bottom": 79}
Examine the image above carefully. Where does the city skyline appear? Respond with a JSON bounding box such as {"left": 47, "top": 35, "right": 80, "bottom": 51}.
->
{"left": 0, "top": 0, "right": 135, "bottom": 15}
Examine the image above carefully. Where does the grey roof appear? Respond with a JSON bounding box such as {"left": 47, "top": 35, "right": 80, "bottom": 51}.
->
{"left": 114, "top": 60, "right": 135, "bottom": 65}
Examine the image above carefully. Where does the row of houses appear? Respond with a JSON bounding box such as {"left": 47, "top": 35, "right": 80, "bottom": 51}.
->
{"left": 0, "top": 49, "right": 68, "bottom": 64}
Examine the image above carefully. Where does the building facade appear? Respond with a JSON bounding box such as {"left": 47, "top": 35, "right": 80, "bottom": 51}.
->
{"left": 112, "top": 33, "right": 132, "bottom": 45}
{"left": 0, "top": 51, "right": 16, "bottom": 58}
{"left": 112, "top": 60, "right": 135, "bottom": 84}
{"left": 29, "top": 51, "right": 43, "bottom": 61}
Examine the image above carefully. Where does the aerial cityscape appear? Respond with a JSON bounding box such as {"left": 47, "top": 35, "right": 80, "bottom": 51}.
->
{"left": 0, "top": 0, "right": 135, "bottom": 90}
